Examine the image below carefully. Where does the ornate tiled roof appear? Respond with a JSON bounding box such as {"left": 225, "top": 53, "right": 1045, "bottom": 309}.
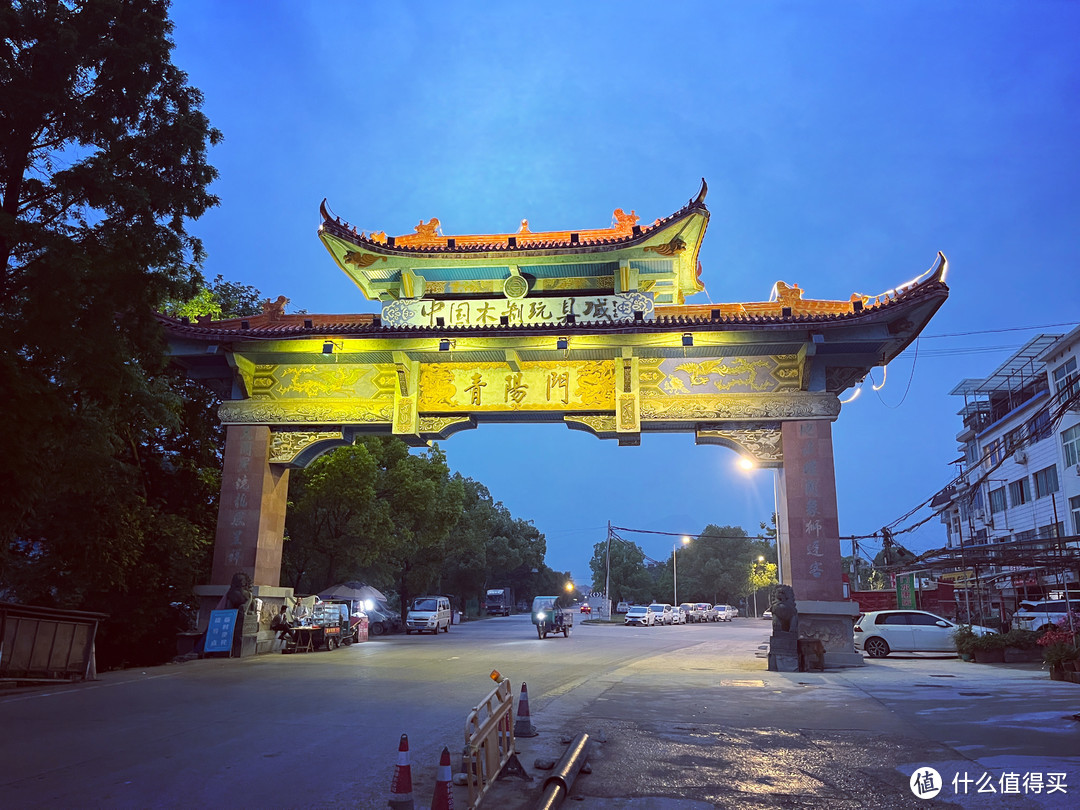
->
{"left": 319, "top": 180, "right": 709, "bottom": 255}
{"left": 157, "top": 252, "right": 948, "bottom": 341}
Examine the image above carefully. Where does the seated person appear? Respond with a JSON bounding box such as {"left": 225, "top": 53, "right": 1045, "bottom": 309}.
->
{"left": 270, "top": 605, "right": 293, "bottom": 642}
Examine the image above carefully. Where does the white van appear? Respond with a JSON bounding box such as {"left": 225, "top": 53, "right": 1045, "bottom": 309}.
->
{"left": 405, "top": 595, "right": 451, "bottom": 634}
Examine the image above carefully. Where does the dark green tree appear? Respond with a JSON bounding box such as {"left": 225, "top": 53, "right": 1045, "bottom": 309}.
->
{"left": 364, "top": 438, "right": 464, "bottom": 620}
{"left": 0, "top": 0, "right": 221, "bottom": 666}
{"left": 589, "top": 536, "right": 654, "bottom": 605}
{"left": 668, "top": 524, "right": 777, "bottom": 606}
{"left": 282, "top": 444, "right": 390, "bottom": 593}
{"left": 283, "top": 438, "right": 464, "bottom": 616}
{"left": 440, "top": 476, "right": 495, "bottom": 612}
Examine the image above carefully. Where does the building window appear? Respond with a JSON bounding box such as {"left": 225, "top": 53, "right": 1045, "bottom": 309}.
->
{"left": 1015, "top": 529, "right": 1036, "bottom": 543}
{"left": 1033, "top": 465, "right": 1060, "bottom": 499}
{"left": 989, "top": 487, "right": 1007, "bottom": 514}
{"left": 985, "top": 439, "right": 1003, "bottom": 466}
{"left": 1071, "top": 495, "right": 1080, "bottom": 535}
{"left": 1028, "top": 410, "right": 1051, "bottom": 442}
{"left": 1038, "top": 522, "right": 1064, "bottom": 539}
{"left": 1009, "top": 478, "right": 1031, "bottom": 506}
{"left": 1052, "top": 357, "right": 1079, "bottom": 401}
{"left": 973, "top": 528, "right": 989, "bottom": 544}
{"left": 1063, "top": 424, "right": 1080, "bottom": 468}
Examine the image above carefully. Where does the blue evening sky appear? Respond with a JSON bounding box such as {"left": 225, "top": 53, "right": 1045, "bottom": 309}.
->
{"left": 168, "top": 1, "right": 1080, "bottom": 584}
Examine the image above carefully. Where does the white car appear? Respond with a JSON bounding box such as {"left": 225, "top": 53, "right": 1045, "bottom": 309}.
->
{"left": 671, "top": 605, "right": 687, "bottom": 624}
{"left": 714, "top": 604, "right": 735, "bottom": 622}
{"left": 616, "top": 601, "right": 631, "bottom": 614}
{"left": 1012, "top": 598, "right": 1080, "bottom": 634}
{"left": 624, "top": 605, "right": 655, "bottom": 626}
{"left": 649, "top": 603, "right": 674, "bottom": 625}
{"left": 854, "top": 609, "right": 996, "bottom": 658}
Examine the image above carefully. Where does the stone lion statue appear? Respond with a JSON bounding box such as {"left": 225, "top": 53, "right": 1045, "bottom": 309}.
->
{"left": 224, "top": 572, "right": 254, "bottom": 614}
{"left": 771, "top": 584, "right": 798, "bottom": 635}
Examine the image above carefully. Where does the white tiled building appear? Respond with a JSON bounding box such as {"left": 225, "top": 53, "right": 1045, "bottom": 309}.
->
{"left": 938, "top": 329, "right": 1080, "bottom": 610}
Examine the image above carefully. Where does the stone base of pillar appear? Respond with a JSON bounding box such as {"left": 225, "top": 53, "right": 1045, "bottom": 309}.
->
{"left": 193, "top": 584, "right": 296, "bottom": 658}
{"left": 767, "top": 630, "right": 799, "bottom": 672}
{"left": 797, "top": 600, "right": 866, "bottom": 668}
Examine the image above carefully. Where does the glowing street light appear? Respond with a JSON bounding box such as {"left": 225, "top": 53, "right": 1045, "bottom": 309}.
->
{"left": 753, "top": 555, "right": 766, "bottom": 618}
{"left": 674, "top": 536, "right": 691, "bottom": 607}
{"left": 737, "top": 456, "right": 784, "bottom": 587}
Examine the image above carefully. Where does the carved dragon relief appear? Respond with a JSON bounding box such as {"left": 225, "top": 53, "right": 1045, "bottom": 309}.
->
{"left": 564, "top": 414, "right": 618, "bottom": 436}
{"left": 639, "top": 393, "right": 840, "bottom": 422}
{"left": 638, "top": 355, "right": 802, "bottom": 397}
{"left": 418, "top": 416, "right": 476, "bottom": 436}
{"left": 269, "top": 431, "right": 346, "bottom": 464}
{"left": 695, "top": 427, "right": 783, "bottom": 463}
{"left": 219, "top": 401, "right": 394, "bottom": 425}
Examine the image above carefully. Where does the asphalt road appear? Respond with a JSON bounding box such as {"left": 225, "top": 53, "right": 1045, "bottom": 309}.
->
{"left": 2, "top": 615, "right": 1078, "bottom": 809}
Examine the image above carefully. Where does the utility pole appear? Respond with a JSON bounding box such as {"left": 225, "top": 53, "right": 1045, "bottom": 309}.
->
{"left": 605, "top": 521, "right": 611, "bottom": 621}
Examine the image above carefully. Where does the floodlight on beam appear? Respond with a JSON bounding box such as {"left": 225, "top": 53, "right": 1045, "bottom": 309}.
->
{"left": 439, "top": 339, "right": 452, "bottom": 352}
{"left": 682, "top": 333, "right": 694, "bottom": 347}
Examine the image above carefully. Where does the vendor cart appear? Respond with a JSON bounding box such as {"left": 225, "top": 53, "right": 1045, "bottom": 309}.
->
{"left": 531, "top": 596, "right": 573, "bottom": 639}
{"left": 312, "top": 601, "right": 352, "bottom": 649}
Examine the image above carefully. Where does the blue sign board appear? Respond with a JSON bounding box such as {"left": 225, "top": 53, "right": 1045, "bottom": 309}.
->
{"left": 205, "top": 609, "right": 238, "bottom": 653}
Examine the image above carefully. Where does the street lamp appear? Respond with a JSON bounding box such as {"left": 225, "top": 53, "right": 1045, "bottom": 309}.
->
{"left": 737, "top": 456, "right": 784, "bottom": 587}
{"left": 674, "top": 536, "right": 691, "bottom": 607}
{"left": 753, "top": 555, "right": 765, "bottom": 618}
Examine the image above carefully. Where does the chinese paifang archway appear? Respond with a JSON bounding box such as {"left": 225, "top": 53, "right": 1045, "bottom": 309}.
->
{"left": 161, "top": 180, "right": 949, "bottom": 664}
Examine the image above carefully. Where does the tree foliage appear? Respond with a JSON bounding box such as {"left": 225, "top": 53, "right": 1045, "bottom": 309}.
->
{"left": 654, "top": 524, "right": 777, "bottom": 605}
{"left": 0, "top": 0, "right": 221, "bottom": 666}
{"left": 284, "top": 438, "right": 465, "bottom": 616}
{"left": 285, "top": 448, "right": 559, "bottom": 616}
{"left": 588, "top": 536, "right": 654, "bottom": 604}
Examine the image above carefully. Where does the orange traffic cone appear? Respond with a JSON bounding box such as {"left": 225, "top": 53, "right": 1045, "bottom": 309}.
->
{"left": 388, "top": 733, "right": 415, "bottom": 810}
{"left": 430, "top": 746, "right": 453, "bottom": 810}
{"left": 514, "top": 682, "right": 537, "bottom": 737}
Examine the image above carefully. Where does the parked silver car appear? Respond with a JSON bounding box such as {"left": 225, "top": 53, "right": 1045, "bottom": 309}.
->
{"left": 624, "top": 604, "right": 656, "bottom": 626}
{"left": 649, "top": 603, "right": 674, "bottom": 625}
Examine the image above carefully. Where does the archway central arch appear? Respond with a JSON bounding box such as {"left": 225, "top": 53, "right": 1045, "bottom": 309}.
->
{"left": 162, "top": 180, "right": 949, "bottom": 665}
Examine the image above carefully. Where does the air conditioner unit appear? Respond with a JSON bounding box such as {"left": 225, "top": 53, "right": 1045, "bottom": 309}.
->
{"left": 1014, "top": 449, "right": 1028, "bottom": 464}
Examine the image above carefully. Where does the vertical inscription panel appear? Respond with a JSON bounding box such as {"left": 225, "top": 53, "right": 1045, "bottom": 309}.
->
{"left": 778, "top": 421, "right": 843, "bottom": 601}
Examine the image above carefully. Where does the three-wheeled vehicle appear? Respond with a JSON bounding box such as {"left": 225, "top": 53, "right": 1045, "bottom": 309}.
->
{"left": 311, "top": 600, "right": 354, "bottom": 649}
{"left": 531, "top": 595, "right": 573, "bottom": 639}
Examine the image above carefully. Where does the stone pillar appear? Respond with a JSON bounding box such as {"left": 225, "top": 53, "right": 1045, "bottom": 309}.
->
{"left": 778, "top": 421, "right": 843, "bottom": 599}
{"left": 211, "top": 425, "right": 290, "bottom": 587}
{"left": 777, "top": 420, "right": 863, "bottom": 667}
{"left": 195, "top": 426, "right": 290, "bottom": 635}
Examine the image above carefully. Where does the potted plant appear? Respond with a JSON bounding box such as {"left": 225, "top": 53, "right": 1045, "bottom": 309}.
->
{"left": 1041, "top": 642, "right": 1077, "bottom": 680}
{"left": 969, "top": 632, "right": 1008, "bottom": 663}
{"left": 1001, "top": 629, "right": 1041, "bottom": 663}
{"left": 1038, "top": 622, "right": 1079, "bottom": 680}
{"left": 953, "top": 625, "right": 978, "bottom": 661}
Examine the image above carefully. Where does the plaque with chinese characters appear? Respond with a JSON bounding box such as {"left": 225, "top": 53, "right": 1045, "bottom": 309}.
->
{"left": 381, "top": 292, "right": 654, "bottom": 328}
{"left": 418, "top": 361, "right": 614, "bottom": 412}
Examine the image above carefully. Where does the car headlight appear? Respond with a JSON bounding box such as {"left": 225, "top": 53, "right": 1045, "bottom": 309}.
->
{"left": 536, "top": 612, "right": 546, "bottom": 620}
